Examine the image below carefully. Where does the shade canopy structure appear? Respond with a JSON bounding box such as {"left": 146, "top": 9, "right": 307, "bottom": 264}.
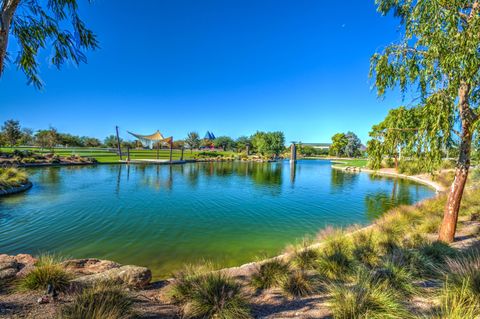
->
{"left": 127, "top": 130, "right": 172, "bottom": 149}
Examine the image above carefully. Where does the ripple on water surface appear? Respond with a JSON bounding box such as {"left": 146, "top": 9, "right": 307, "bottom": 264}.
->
{"left": 0, "top": 160, "right": 434, "bottom": 278}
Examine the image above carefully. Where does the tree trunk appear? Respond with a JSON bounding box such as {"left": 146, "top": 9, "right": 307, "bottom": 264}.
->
{"left": 438, "top": 83, "right": 476, "bottom": 243}
{"left": 0, "top": 0, "right": 20, "bottom": 75}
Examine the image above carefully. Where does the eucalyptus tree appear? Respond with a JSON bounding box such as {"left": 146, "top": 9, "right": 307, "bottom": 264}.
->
{"left": 367, "top": 106, "right": 420, "bottom": 170}
{"left": 0, "top": 0, "right": 97, "bottom": 88}
{"left": 329, "top": 133, "right": 348, "bottom": 157}
{"left": 370, "top": 0, "right": 480, "bottom": 242}
{"left": 345, "top": 132, "right": 362, "bottom": 158}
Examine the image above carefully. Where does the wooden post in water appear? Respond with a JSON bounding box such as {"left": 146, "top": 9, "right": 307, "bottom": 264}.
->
{"left": 246, "top": 144, "right": 250, "bottom": 156}
{"left": 169, "top": 138, "right": 173, "bottom": 163}
{"left": 180, "top": 146, "right": 184, "bottom": 161}
{"left": 156, "top": 142, "right": 159, "bottom": 160}
{"left": 127, "top": 146, "right": 131, "bottom": 163}
{"left": 290, "top": 143, "right": 297, "bottom": 162}
{"left": 115, "top": 126, "right": 123, "bottom": 160}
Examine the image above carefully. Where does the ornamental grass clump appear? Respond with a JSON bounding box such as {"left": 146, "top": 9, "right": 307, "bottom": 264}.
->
{"left": 352, "top": 231, "right": 380, "bottom": 268}
{"left": 317, "top": 236, "right": 354, "bottom": 281}
{"left": 19, "top": 254, "right": 70, "bottom": 292}
{"left": 59, "top": 282, "right": 133, "bottom": 319}
{"left": 0, "top": 167, "right": 28, "bottom": 190}
{"left": 443, "top": 249, "right": 480, "bottom": 300}
{"left": 289, "top": 241, "right": 319, "bottom": 271}
{"left": 431, "top": 279, "right": 480, "bottom": 319}
{"left": 251, "top": 259, "right": 289, "bottom": 290}
{"left": 327, "top": 270, "right": 408, "bottom": 319}
{"left": 371, "top": 259, "right": 418, "bottom": 297}
{"left": 418, "top": 241, "right": 457, "bottom": 266}
{"left": 281, "top": 270, "right": 314, "bottom": 298}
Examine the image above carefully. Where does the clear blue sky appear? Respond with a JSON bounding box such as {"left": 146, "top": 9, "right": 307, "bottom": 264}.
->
{"left": 1, "top": 0, "right": 406, "bottom": 144}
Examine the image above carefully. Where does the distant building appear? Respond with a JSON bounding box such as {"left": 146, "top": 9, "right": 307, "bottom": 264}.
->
{"left": 204, "top": 131, "right": 216, "bottom": 140}
{"left": 302, "top": 143, "right": 331, "bottom": 150}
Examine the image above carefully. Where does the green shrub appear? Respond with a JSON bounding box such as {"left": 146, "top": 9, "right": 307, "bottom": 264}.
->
{"left": 168, "top": 263, "right": 213, "bottom": 303}
{"left": 327, "top": 271, "right": 408, "bottom": 319}
{"left": 19, "top": 254, "right": 70, "bottom": 292}
{"left": 398, "top": 160, "right": 428, "bottom": 175}
{"left": 251, "top": 259, "right": 289, "bottom": 290}
{"left": 59, "top": 282, "right": 133, "bottom": 319}
{"left": 281, "top": 271, "right": 314, "bottom": 298}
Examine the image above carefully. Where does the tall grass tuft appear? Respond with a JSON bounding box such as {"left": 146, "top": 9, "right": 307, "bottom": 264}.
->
{"left": 59, "top": 282, "right": 133, "bottom": 319}
{"left": 0, "top": 167, "right": 29, "bottom": 190}
{"left": 443, "top": 249, "right": 480, "bottom": 299}
{"left": 317, "top": 236, "right": 353, "bottom": 281}
{"left": 419, "top": 241, "right": 457, "bottom": 265}
{"left": 291, "top": 246, "right": 319, "bottom": 271}
{"left": 251, "top": 259, "right": 289, "bottom": 290}
{"left": 371, "top": 259, "right": 418, "bottom": 297}
{"left": 281, "top": 271, "right": 314, "bottom": 298}
{"left": 19, "top": 254, "right": 70, "bottom": 292}
{"left": 185, "top": 272, "right": 250, "bottom": 319}
{"left": 431, "top": 279, "right": 480, "bottom": 319}
{"left": 327, "top": 270, "right": 408, "bottom": 319}
{"left": 352, "top": 231, "right": 379, "bottom": 268}
{"left": 168, "top": 263, "right": 214, "bottom": 304}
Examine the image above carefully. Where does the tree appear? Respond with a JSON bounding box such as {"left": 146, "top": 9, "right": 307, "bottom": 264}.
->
{"left": 345, "top": 132, "right": 362, "bottom": 158}
{"left": 19, "top": 127, "right": 34, "bottom": 145}
{"left": 367, "top": 107, "right": 420, "bottom": 170}
{"left": 1, "top": 119, "right": 22, "bottom": 146}
{"left": 0, "top": 0, "right": 98, "bottom": 88}
{"left": 235, "top": 136, "right": 251, "bottom": 152}
{"left": 370, "top": 0, "right": 480, "bottom": 242}
{"left": 58, "top": 133, "right": 83, "bottom": 147}
{"left": 185, "top": 132, "right": 200, "bottom": 151}
{"left": 214, "top": 136, "right": 235, "bottom": 151}
{"left": 82, "top": 137, "right": 101, "bottom": 147}
{"left": 104, "top": 135, "right": 120, "bottom": 148}
{"left": 35, "top": 127, "right": 58, "bottom": 150}
{"left": 329, "top": 133, "right": 348, "bottom": 157}
{"left": 251, "top": 131, "right": 285, "bottom": 157}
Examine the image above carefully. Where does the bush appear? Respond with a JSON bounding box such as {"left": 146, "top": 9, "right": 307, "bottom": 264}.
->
{"left": 398, "top": 160, "right": 427, "bottom": 175}
{"left": 251, "top": 260, "right": 289, "bottom": 290}
{"left": 59, "top": 282, "right": 133, "bottom": 319}
{"left": 281, "top": 271, "right": 314, "bottom": 298}
{"left": 327, "top": 271, "right": 408, "bottom": 319}
{"left": 19, "top": 254, "right": 70, "bottom": 292}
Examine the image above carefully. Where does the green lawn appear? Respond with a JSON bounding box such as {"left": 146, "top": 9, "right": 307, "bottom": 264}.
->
{"left": 0, "top": 147, "right": 237, "bottom": 163}
{"left": 330, "top": 158, "right": 368, "bottom": 168}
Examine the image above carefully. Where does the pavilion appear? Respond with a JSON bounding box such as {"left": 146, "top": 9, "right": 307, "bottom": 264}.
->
{"left": 127, "top": 130, "right": 172, "bottom": 149}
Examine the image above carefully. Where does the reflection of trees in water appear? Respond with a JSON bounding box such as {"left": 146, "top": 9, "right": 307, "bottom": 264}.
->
{"left": 330, "top": 169, "right": 359, "bottom": 190}
{"left": 364, "top": 179, "right": 413, "bottom": 220}
{"left": 250, "top": 163, "right": 282, "bottom": 187}
{"left": 37, "top": 167, "right": 61, "bottom": 185}
{"left": 131, "top": 164, "right": 174, "bottom": 191}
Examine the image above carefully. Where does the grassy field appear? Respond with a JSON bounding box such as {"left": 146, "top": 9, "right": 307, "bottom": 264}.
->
{"left": 0, "top": 147, "right": 237, "bottom": 163}
{"left": 330, "top": 158, "right": 368, "bottom": 168}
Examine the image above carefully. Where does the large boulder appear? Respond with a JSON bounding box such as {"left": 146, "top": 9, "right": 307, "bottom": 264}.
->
{"left": 61, "top": 258, "right": 121, "bottom": 276}
{"left": 71, "top": 265, "right": 152, "bottom": 289}
{"left": 0, "top": 254, "right": 37, "bottom": 280}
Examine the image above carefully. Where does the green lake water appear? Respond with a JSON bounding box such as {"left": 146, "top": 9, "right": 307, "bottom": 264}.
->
{"left": 0, "top": 160, "right": 434, "bottom": 278}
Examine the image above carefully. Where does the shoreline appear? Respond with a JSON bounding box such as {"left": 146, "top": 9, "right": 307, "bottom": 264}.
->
{"left": 0, "top": 181, "right": 32, "bottom": 197}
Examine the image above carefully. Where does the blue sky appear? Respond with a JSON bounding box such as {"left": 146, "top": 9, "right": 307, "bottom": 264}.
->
{"left": 1, "top": 0, "right": 406, "bottom": 144}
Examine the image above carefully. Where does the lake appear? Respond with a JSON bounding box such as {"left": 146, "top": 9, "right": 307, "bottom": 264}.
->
{"left": 0, "top": 160, "right": 434, "bottom": 278}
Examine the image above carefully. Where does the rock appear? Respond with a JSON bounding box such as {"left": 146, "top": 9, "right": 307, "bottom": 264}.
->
{"left": 0, "top": 254, "right": 37, "bottom": 279}
{"left": 61, "top": 258, "right": 121, "bottom": 275}
{"left": 71, "top": 265, "right": 152, "bottom": 289}
{"left": 37, "top": 296, "right": 50, "bottom": 304}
